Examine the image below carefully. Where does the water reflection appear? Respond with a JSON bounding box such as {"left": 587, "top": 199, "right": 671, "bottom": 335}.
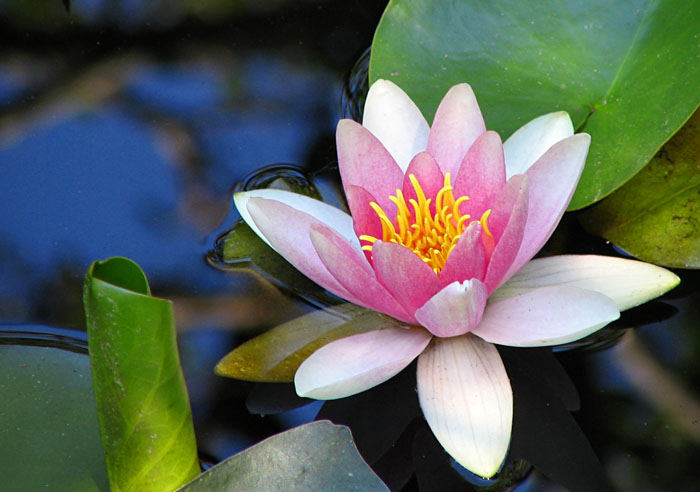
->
{"left": 0, "top": 324, "right": 88, "bottom": 353}
{"left": 0, "top": 0, "right": 372, "bottom": 325}
{"left": 238, "top": 163, "right": 321, "bottom": 198}
{"left": 342, "top": 46, "right": 371, "bottom": 121}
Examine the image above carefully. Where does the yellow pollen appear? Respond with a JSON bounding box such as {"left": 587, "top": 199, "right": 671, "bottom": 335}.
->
{"left": 361, "top": 173, "right": 493, "bottom": 273}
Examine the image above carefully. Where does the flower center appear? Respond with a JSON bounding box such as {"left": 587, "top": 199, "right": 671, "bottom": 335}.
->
{"left": 359, "top": 173, "right": 492, "bottom": 273}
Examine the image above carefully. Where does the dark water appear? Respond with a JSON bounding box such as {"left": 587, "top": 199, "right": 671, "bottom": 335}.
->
{"left": 1, "top": 1, "right": 699, "bottom": 491}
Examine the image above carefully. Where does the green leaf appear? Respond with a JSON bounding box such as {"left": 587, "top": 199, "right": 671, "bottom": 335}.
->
{"left": 370, "top": 0, "right": 700, "bottom": 209}
{"left": 177, "top": 421, "right": 389, "bottom": 492}
{"left": 580, "top": 109, "right": 700, "bottom": 268}
{"left": 0, "top": 344, "right": 109, "bottom": 492}
{"left": 214, "top": 220, "right": 339, "bottom": 305}
{"left": 83, "top": 257, "right": 200, "bottom": 492}
{"left": 216, "top": 303, "right": 404, "bottom": 382}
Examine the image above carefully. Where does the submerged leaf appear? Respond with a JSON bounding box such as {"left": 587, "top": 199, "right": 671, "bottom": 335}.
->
{"left": 177, "top": 421, "right": 389, "bottom": 492}
{"left": 83, "top": 257, "right": 199, "bottom": 492}
{"left": 580, "top": 109, "right": 700, "bottom": 268}
{"left": 369, "top": 0, "right": 700, "bottom": 209}
{"left": 216, "top": 303, "right": 406, "bottom": 382}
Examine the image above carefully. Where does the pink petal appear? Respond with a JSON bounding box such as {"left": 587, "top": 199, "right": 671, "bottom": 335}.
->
{"left": 295, "top": 327, "right": 432, "bottom": 400}
{"left": 309, "top": 224, "right": 414, "bottom": 323}
{"left": 505, "top": 133, "right": 591, "bottom": 278}
{"left": 414, "top": 279, "right": 488, "bottom": 337}
{"left": 472, "top": 285, "right": 620, "bottom": 347}
{"left": 245, "top": 197, "right": 360, "bottom": 303}
{"left": 362, "top": 79, "right": 430, "bottom": 172}
{"left": 485, "top": 174, "right": 528, "bottom": 243}
{"left": 337, "top": 119, "right": 404, "bottom": 217}
{"left": 345, "top": 185, "right": 382, "bottom": 242}
{"left": 453, "top": 131, "right": 507, "bottom": 219}
{"left": 427, "top": 84, "right": 487, "bottom": 177}
{"left": 372, "top": 241, "right": 442, "bottom": 316}
{"left": 417, "top": 335, "right": 512, "bottom": 478}
{"left": 401, "top": 152, "right": 445, "bottom": 215}
{"left": 483, "top": 175, "right": 529, "bottom": 292}
{"left": 439, "top": 221, "right": 486, "bottom": 286}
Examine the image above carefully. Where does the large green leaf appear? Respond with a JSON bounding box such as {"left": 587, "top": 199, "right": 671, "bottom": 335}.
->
{"left": 177, "top": 421, "right": 389, "bottom": 492}
{"left": 216, "top": 303, "right": 404, "bottom": 382}
{"left": 370, "top": 0, "right": 700, "bottom": 209}
{"left": 580, "top": 109, "right": 700, "bottom": 268}
{"left": 83, "top": 257, "right": 200, "bottom": 492}
{"left": 0, "top": 344, "right": 109, "bottom": 492}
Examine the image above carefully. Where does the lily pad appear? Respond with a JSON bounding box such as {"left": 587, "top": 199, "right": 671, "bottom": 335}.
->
{"left": 370, "top": 0, "right": 700, "bottom": 209}
{"left": 216, "top": 303, "right": 405, "bottom": 382}
{"left": 177, "top": 421, "right": 389, "bottom": 492}
{"left": 580, "top": 109, "right": 700, "bottom": 268}
{"left": 83, "top": 257, "right": 200, "bottom": 492}
{"left": 0, "top": 344, "right": 109, "bottom": 492}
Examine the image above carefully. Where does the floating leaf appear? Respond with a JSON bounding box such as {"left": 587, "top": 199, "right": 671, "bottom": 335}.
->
{"left": 216, "top": 303, "right": 405, "bottom": 382}
{"left": 83, "top": 257, "right": 200, "bottom": 492}
{"left": 177, "top": 421, "right": 389, "bottom": 492}
{"left": 0, "top": 344, "right": 108, "bottom": 492}
{"left": 370, "top": 0, "right": 700, "bottom": 209}
{"left": 580, "top": 109, "right": 700, "bottom": 268}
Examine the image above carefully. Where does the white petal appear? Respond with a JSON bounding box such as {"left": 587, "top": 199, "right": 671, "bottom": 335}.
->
{"left": 503, "top": 111, "right": 574, "bottom": 178}
{"left": 473, "top": 285, "right": 620, "bottom": 347}
{"left": 505, "top": 133, "right": 591, "bottom": 279}
{"left": 295, "top": 327, "right": 432, "bottom": 400}
{"left": 362, "top": 79, "right": 430, "bottom": 172}
{"left": 234, "top": 189, "right": 358, "bottom": 248}
{"left": 414, "top": 279, "right": 489, "bottom": 338}
{"left": 417, "top": 336, "right": 512, "bottom": 478}
{"left": 491, "top": 255, "right": 680, "bottom": 311}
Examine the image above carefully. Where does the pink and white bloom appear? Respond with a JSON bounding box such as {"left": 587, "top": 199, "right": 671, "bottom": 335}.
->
{"left": 234, "top": 80, "right": 679, "bottom": 478}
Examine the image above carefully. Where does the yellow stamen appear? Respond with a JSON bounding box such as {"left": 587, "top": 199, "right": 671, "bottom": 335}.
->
{"left": 360, "top": 173, "right": 494, "bottom": 273}
{"left": 479, "top": 209, "right": 492, "bottom": 237}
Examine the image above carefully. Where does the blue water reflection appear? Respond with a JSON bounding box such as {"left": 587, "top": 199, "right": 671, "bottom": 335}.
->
{"left": 197, "top": 57, "right": 337, "bottom": 193}
{"left": 0, "top": 48, "right": 340, "bottom": 323}
{"left": 0, "top": 70, "right": 26, "bottom": 105}
{"left": 127, "top": 64, "right": 226, "bottom": 118}
{"left": 0, "top": 109, "right": 222, "bottom": 293}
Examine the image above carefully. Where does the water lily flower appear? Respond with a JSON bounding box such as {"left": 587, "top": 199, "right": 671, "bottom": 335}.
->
{"left": 234, "top": 80, "right": 679, "bottom": 478}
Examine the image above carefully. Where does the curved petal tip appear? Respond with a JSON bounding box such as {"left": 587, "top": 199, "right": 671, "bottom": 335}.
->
{"left": 503, "top": 110, "right": 575, "bottom": 178}
{"left": 362, "top": 79, "right": 429, "bottom": 171}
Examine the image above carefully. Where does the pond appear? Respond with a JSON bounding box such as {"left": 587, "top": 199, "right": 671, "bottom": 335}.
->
{"left": 1, "top": 1, "right": 698, "bottom": 491}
